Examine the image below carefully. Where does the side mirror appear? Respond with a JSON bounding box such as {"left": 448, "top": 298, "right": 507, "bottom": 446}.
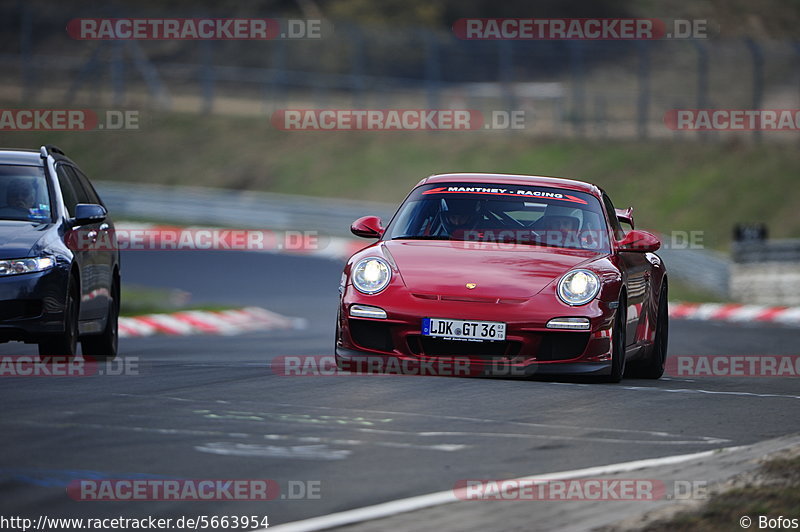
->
{"left": 351, "top": 215, "right": 384, "bottom": 239}
{"left": 617, "top": 230, "right": 660, "bottom": 253}
{"left": 73, "top": 203, "right": 107, "bottom": 226}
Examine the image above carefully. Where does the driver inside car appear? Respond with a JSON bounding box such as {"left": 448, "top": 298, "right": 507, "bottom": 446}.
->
{"left": 439, "top": 198, "right": 482, "bottom": 238}
{"left": 6, "top": 178, "right": 36, "bottom": 212}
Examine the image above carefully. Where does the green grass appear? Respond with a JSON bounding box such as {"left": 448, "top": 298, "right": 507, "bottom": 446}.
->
{"left": 641, "top": 455, "right": 800, "bottom": 531}
{"left": 120, "top": 284, "right": 232, "bottom": 316}
{"left": 668, "top": 278, "right": 729, "bottom": 303}
{"left": 2, "top": 111, "right": 798, "bottom": 251}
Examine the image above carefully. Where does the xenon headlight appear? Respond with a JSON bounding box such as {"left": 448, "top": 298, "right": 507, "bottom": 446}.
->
{"left": 0, "top": 256, "right": 55, "bottom": 276}
{"left": 352, "top": 257, "right": 392, "bottom": 294}
{"left": 557, "top": 269, "right": 600, "bottom": 306}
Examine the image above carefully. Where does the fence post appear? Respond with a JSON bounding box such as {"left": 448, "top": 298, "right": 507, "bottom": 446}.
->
{"left": 423, "top": 30, "right": 441, "bottom": 111}
{"left": 569, "top": 41, "right": 585, "bottom": 137}
{"left": 349, "top": 25, "right": 366, "bottom": 107}
{"left": 636, "top": 40, "right": 650, "bottom": 139}
{"left": 265, "top": 39, "right": 287, "bottom": 112}
{"left": 111, "top": 40, "right": 126, "bottom": 107}
{"left": 201, "top": 39, "right": 215, "bottom": 114}
{"left": 745, "top": 38, "right": 763, "bottom": 142}
{"left": 18, "top": 1, "right": 33, "bottom": 103}
{"left": 594, "top": 95, "right": 607, "bottom": 137}
{"left": 498, "top": 39, "right": 516, "bottom": 125}
{"left": 692, "top": 40, "right": 709, "bottom": 142}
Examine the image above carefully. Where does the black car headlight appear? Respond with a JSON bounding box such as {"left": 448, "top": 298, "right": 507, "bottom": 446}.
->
{"left": 0, "top": 257, "right": 55, "bottom": 276}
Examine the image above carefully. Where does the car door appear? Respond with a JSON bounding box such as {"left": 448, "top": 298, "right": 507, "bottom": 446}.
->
{"left": 72, "top": 166, "right": 115, "bottom": 320}
{"left": 55, "top": 163, "right": 93, "bottom": 321}
{"left": 59, "top": 164, "right": 104, "bottom": 321}
{"left": 603, "top": 193, "right": 651, "bottom": 346}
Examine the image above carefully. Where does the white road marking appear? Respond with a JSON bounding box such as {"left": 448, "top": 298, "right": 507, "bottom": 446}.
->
{"left": 110, "top": 393, "right": 730, "bottom": 445}
{"left": 195, "top": 442, "right": 352, "bottom": 461}
{"left": 622, "top": 386, "right": 800, "bottom": 400}
{"left": 260, "top": 447, "right": 738, "bottom": 532}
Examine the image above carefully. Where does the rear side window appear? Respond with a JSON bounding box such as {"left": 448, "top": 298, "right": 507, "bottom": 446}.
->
{"left": 72, "top": 167, "right": 103, "bottom": 206}
{"left": 56, "top": 165, "right": 81, "bottom": 217}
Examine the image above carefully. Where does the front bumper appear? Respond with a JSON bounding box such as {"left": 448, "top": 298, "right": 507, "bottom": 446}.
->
{"left": 0, "top": 266, "right": 70, "bottom": 343}
{"left": 336, "top": 285, "right": 617, "bottom": 377}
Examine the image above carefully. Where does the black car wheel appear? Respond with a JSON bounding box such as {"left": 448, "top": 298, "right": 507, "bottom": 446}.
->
{"left": 82, "top": 279, "right": 119, "bottom": 360}
{"left": 38, "top": 281, "right": 79, "bottom": 358}
{"left": 604, "top": 296, "right": 627, "bottom": 383}
{"left": 630, "top": 284, "right": 669, "bottom": 379}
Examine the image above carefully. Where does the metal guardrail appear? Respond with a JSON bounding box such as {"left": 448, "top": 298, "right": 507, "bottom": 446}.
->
{"left": 95, "top": 180, "right": 731, "bottom": 295}
{"left": 732, "top": 239, "right": 800, "bottom": 263}
{"left": 656, "top": 245, "right": 730, "bottom": 296}
{"left": 94, "top": 181, "right": 396, "bottom": 237}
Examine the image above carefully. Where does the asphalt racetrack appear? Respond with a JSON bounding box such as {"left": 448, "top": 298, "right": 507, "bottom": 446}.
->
{"left": 1, "top": 249, "right": 799, "bottom": 528}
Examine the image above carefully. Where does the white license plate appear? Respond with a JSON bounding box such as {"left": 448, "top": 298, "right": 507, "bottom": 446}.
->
{"left": 422, "top": 318, "right": 506, "bottom": 341}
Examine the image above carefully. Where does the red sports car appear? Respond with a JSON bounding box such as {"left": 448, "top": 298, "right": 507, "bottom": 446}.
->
{"left": 335, "top": 173, "right": 668, "bottom": 382}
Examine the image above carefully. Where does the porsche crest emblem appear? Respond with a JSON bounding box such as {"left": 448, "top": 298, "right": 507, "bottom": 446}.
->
{"left": 466, "top": 282, "right": 477, "bottom": 289}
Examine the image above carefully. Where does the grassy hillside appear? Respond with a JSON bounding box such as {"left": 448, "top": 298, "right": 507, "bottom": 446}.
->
{"left": 1, "top": 111, "right": 798, "bottom": 250}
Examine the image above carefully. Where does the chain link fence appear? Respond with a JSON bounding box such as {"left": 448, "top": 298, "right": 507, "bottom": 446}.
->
{"left": 1, "top": 4, "right": 799, "bottom": 140}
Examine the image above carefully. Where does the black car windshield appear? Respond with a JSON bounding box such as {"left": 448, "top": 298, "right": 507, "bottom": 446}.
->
{"left": 0, "top": 165, "right": 52, "bottom": 222}
{"left": 386, "top": 182, "right": 611, "bottom": 251}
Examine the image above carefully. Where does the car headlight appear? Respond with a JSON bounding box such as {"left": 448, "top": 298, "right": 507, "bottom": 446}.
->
{"left": 0, "top": 256, "right": 55, "bottom": 276}
{"left": 557, "top": 269, "right": 600, "bottom": 306}
{"left": 352, "top": 257, "right": 392, "bottom": 294}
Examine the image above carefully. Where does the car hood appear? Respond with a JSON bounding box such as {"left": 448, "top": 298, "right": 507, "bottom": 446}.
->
{"left": 0, "top": 220, "right": 50, "bottom": 258}
{"left": 383, "top": 240, "right": 606, "bottom": 299}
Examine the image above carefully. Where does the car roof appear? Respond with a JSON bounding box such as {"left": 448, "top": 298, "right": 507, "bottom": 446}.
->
{"left": 0, "top": 149, "right": 45, "bottom": 167}
{"left": 418, "top": 173, "right": 602, "bottom": 196}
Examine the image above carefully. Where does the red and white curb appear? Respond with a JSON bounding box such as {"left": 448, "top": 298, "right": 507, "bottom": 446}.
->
{"left": 119, "top": 307, "right": 306, "bottom": 338}
{"left": 670, "top": 302, "right": 800, "bottom": 326}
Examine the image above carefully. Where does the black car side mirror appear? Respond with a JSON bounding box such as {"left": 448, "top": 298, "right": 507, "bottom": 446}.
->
{"left": 72, "top": 203, "right": 107, "bottom": 226}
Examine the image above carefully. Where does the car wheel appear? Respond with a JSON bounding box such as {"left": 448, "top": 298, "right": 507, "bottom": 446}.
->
{"left": 38, "top": 281, "right": 79, "bottom": 358}
{"left": 81, "top": 280, "right": 119, "bottom": 361}
{"left": 604, "top": 297, "right": 627, "bottom": 383}
{"left": 631, "top": 284, "right": 668, "bottom": 379}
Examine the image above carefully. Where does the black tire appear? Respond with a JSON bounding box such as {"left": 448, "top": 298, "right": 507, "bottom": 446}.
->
{"left": 604, "top": 297, "right": 627, "bottom": 383}
{"left": 630, "top": 284, "right": 668, "bottom": 379}
{"left": 38, "top": 280, "right": 79, "bottom": 358}
{"left": 82, "top": 279, "right": 119, "bottom": 360}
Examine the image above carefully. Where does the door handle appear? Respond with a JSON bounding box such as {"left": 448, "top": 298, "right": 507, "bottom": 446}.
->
{"left": 99, "top": 223, "right": 109, "bottom": 231}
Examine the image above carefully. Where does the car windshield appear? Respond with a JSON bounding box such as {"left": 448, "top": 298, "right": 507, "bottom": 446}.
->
{"left": 0, "top": 165, "right": 52, "bottom": 222}
{"left": 386, "top": 182, "right": 610, "bottom": 251}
